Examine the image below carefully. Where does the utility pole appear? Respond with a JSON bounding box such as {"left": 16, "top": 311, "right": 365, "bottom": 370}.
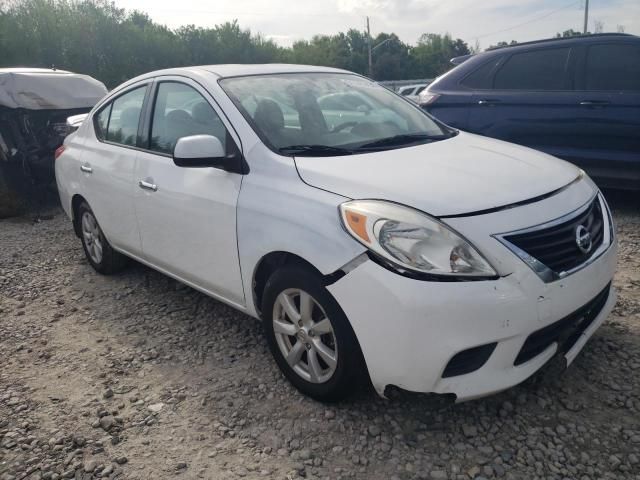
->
{"left": 367, "top": 16, "right": 372, "bottom": 78}
{"left": 583, "top": 0, "right": 589, "bottom": 34}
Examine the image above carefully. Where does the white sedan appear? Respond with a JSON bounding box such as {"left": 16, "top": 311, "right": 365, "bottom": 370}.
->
{"left": 397, "top": 83, "right": 428, "bottom": 103}
{"left": 55, "top": 64, "right": 617, "bottom": 402}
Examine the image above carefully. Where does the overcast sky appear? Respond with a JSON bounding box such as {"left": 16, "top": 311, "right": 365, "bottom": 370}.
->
{"left": 115, "top": 0, "right": 639, "bottom": 49}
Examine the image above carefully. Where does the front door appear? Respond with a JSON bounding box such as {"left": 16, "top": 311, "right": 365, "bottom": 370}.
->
{"left": 133, "top": 78, "right": 245, "bottom": 306}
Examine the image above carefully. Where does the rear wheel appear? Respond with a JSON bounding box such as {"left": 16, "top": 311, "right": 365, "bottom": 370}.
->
{"left": 262, "top": 266, "right": 365, "bottom": 402}
{"left": 78, "top": 202, "right": 127, "bottom": 274}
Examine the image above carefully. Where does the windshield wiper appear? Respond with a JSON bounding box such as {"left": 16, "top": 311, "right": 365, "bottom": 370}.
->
{"left": 278, "top": 144, "right": 356, "bottom": 156}
{"left": 355, "top": 133, "right": 454, "bottom": 150}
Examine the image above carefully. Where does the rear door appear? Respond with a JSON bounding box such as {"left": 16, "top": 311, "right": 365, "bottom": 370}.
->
{"left": 572, "top": 41, "right": 640, "bottom": 188}
{"left": 79, "top": 83, "right": 150, "bottom": 254}
{"left": 467, "top": 46, "right": 583, "bottom": 160}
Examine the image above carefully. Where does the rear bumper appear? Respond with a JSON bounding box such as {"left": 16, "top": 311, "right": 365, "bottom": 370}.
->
{"left": 327, "top": 196, "right": 617, "bottom": 401}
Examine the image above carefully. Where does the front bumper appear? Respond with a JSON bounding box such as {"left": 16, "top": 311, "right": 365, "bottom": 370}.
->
{"left": 328, "top": 182, "right": 617, "bottom": 401}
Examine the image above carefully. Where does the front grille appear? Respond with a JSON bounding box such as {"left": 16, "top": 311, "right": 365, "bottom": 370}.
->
{"left": 514, "top": 283, "right": 611, "bottom": 366}
{"left": 504, "top": 197, "right": 604, "bottom": 274}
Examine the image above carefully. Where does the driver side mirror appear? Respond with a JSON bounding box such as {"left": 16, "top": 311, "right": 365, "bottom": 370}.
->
{"left": 173, "top": 134, "right": 243, "bottom": 173}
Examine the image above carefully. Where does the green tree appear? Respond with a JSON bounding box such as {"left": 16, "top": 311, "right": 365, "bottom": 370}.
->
{"left": 409, "top": 33, "right": 470, "bottom": 78}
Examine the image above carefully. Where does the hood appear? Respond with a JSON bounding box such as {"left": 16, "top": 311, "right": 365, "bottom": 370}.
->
{"left": 293, "top": 132, "right": 580, "bottom": 217}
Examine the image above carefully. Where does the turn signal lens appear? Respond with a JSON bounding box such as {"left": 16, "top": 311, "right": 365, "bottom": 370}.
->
{"left": 339, "top": 200, "right": 497, "bottom": 278}
{"left": 344, "top": 211, "right": 370, "bottom": 243}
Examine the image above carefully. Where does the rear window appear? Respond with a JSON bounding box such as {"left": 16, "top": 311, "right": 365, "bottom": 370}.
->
{"left": 585, "top": 44, "right": 640, "bottom": 91}
{"left": 106, "top": 87, "right": 146, "bottom": 146}
{"left": 494, "top": 47, "right": 570, "bottom": 90}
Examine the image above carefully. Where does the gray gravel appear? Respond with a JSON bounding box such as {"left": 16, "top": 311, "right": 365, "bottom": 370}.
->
{"left": 1, "top": 191, "right": 639, "bottom": 480}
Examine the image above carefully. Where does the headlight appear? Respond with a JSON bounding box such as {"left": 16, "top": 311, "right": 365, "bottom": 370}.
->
{"left": 339, "top": 200, "right": 497, "bottom": 278}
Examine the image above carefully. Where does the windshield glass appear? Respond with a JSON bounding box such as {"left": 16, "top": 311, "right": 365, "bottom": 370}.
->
{"left": 219, "top": 73, "right": 453, "bottom": 156}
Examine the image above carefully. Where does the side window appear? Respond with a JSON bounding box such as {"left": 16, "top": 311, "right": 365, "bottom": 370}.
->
{"left": 106, "top": 87, "right": 146, "bottom": 146}
{"left": 94, "top": 103, "right": 111, "bottom": 141}
{"left": 494, "top": 48, "right": 571, "bottom": 90}
{"left": 585, "top": 44, "right": 640, "bottom": 91}
{"left": 460, "top": 57, "right": 502, "bottom": 89}
{"left": 415, "top": 86, "right": 426, "bottom": 95}
{"left": 150, "top": 82, "right": 227, "bottom": 155}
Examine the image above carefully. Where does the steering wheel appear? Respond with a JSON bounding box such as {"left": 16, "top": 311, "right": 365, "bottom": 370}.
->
{"left": 330, "top": 121, "right": 359, "bottom": 134}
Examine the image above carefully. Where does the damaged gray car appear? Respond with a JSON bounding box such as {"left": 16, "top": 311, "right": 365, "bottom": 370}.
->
{"left": 0, "top": 68, "right": 107, "bottom": 216}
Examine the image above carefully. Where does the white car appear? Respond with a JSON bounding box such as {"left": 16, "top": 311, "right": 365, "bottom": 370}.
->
{"left": 55, "top": 64, "right": 617, "bottom": 402}
{"left": 397, "top": 83, "right": 428, "bottom": 103}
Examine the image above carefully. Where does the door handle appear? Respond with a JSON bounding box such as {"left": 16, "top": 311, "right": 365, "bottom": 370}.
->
{"left": 80, "top": 165, "right": 92, "bottom": 173}
{"left": 579, "top": 100, "right": 610, "bottom": 106}
{"left": 138, "top": 180, "right": 158, "bottom": 192}
{"left": 477, "top": 99, "right": 501, "bottom": 106}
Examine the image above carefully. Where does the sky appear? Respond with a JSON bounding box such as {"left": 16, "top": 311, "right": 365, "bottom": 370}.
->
{"left": 114, "top": 0, "right": 639, "bottom": 49}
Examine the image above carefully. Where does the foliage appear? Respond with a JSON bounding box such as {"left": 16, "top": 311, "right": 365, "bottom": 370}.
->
{"left": 0, "top": 0, "right": 471, "bottom": 86}
{"left": 556, "top": 29, "right": 586, "bottom": 37}
{"left": 410, "top": 33, "right": 470, "bottom": 78}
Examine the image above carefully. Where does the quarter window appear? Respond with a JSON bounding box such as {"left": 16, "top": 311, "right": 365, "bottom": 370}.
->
{"left": 494, "top": 48, "right": 570, "bottom": 90}
{"left": 105, "top": 87, "right": 146, "bottom": 146}
{"left": 94, "top": 104, "right": 111, "bottom": 141}
{"left": 460, "top": 58, "right": 502, "bottom": 89}
{"left": 585, "top": 44, "right": 640, "bottom": 91}
{"left": 149, "top": 82, "right": 227, "bottom": 155}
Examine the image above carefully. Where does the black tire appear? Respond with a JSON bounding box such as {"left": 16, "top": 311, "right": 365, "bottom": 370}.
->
{"left": 262, "top": 265, "right": 366, "bottom": 402}
{"left": 77, "top": 202, "right": 128, "bottom": 275}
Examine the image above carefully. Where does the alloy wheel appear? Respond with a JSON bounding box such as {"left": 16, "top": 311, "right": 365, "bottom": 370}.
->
{"left": 272, "top": 288, "right": 338, "bottom": 384}
{"left": 81, "top": 211, "right": 104, "bottom": 264}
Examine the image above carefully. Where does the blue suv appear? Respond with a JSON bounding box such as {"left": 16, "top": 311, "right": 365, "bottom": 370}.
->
{"left": 419, "top": 34, "right": 640, "bottom": 190}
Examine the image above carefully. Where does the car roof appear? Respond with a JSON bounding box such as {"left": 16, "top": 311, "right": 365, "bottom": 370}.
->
{"left": 128, "top": 64, "right": 352, "bottom": 82}
{"left": 108, "top": 64, "right": 358, "bottom": 97}
{"left": 199, "top": 64, "right": 351, "bottom": 78}
{"left": 0, "top": 67, "right": 73, "bottom": 75}
{"left": 486, "top": 33, "right": 637, "bottom": 52}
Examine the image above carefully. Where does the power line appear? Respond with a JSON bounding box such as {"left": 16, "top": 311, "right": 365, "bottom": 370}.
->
{"left": 473, "top": 0, "right": 582, "bottom": 40}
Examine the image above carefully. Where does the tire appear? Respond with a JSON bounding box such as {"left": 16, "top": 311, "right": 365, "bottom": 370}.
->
{"left": 262, "top": 265, "right": 365, "bottom": 402}
{"left": 77, "top": 202, "right": 128, "bottom": 274}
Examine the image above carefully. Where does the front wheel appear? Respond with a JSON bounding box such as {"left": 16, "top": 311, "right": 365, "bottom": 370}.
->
{"left": 262, "top": 266, "right": 366, "bottom": 402}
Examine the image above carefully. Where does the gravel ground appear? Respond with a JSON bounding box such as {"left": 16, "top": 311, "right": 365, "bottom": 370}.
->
{"left": 1, "top": 191, "right": 639, "bottom": 480}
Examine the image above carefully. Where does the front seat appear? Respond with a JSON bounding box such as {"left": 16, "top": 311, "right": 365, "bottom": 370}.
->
{"left": 162, "top": 109, "right": 195, "bottom": 152}
{"left": 192, "top": 101, "right": 225, "bottom": 142}
{"left": 253, "top": 99, "right": 285, "bottom": 144}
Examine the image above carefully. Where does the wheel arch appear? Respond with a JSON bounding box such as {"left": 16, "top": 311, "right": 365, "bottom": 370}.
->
{"left": 71, "top": 193, "right": 87, "bottom": 238}
{"left": 252, "top": 251, "right": 349, "bottom": 318}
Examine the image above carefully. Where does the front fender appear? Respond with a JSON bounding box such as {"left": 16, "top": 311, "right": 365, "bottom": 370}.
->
{"left": 237, "top": 147, "right": 365, "bottom": 318}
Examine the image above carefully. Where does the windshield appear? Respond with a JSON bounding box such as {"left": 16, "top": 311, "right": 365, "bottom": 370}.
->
{"left": 219, "top": 73, "right": 454, "bottom": 156}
